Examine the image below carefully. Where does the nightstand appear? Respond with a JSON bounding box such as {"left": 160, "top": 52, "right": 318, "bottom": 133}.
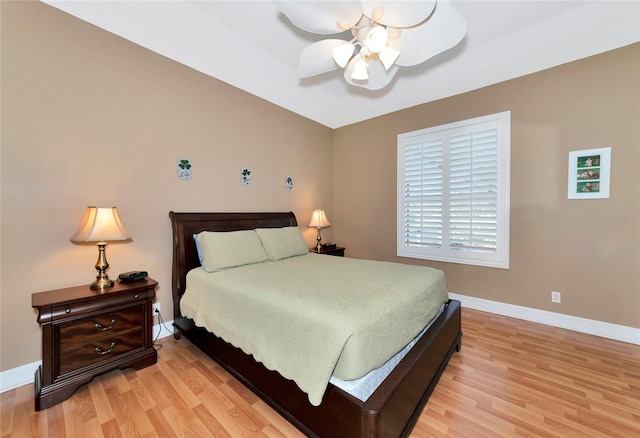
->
{"left": 309, "top": 246, "right": 345, "bottom": 257}
{"left": 32, "top": 278, "right": 158, "bottom": 411}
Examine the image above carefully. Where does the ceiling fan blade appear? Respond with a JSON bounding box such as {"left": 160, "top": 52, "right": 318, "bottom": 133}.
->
{"left": 344, "top": 56, "right": 400, "bottom": 90}
{"left": 361, "top": 1, "right": 436, "bottom": 28}
{"left": 390, "top": 1, "right": 467, "bottom": 67}
{"left": 298, "top": 40, "right": 346, "bottom": 78}
{"left": 274, "top": 1, "right": 363, "bottom": 34}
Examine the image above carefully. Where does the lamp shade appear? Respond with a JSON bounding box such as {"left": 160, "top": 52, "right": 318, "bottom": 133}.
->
{"left": 365, "top": 25, "right": 389, "bottom": 54}
{"left": 70, "top": 207, "right": 131, "bottom": 243}
{"left": 379, "top": 46, "right": 401, "bottom": 70}
{"left": 308, "top": 209, "right": 330, "bottom": 229}
{"left": 351, "top": 58, "right": 369, "bottom": 80}
{"left": 332, "top": 42, "right": 355, "bottom": 68}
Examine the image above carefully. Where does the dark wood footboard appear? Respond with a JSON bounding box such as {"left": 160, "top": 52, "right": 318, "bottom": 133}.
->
{"left": 174, "top": 300, "right": 461, "bottom": 437}
{"left": 169, "top": 211, "right": 462, "bottom": 437}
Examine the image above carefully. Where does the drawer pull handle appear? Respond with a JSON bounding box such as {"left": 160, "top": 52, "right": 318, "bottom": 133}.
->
{"left": 94, "top": 319, "right": 116, "bottom": 331}
{"left": 65, "top": 308, "right": 71, "bottom": 314}
{"left": 94, "top": 342, "right": 116, "bottom": 355}
{"left": 134, "top": 294, "right": 139, "bottom": 299}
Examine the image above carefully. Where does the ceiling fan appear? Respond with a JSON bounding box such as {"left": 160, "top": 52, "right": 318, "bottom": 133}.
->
{"left": 274, "top": 0, "right": 467, "bottom": 90}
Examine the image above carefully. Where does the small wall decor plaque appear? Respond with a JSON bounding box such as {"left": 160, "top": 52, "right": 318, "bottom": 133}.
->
{"left": 241, "top": 168, "right": 252, "bottom": 186}
{"left": 567, "top": 147, "right": 611, "bottom": 199}
{"left": 177, "top": 158, "right": 192, "bottom": 180}
{"left": 285, "top": 176, "right": 293, "bottom": 191}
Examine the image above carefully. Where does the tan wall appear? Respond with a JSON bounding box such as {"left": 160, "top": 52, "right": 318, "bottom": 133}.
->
{"left": 334, "top": 43, "right": 640, "bottom": 329}
{"left": 1, "top": 2, "right": 638, "bottom": 375}
{"left": 0, "top": 2, "right": 334, "bottom": 371}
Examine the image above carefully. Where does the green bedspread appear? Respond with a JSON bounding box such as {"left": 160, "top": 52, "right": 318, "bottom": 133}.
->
{"left": 180, "top": 253, "right": 448, "bottom": 406}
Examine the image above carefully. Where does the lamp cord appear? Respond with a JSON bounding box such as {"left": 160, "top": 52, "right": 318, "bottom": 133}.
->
{"left": 152, "top": 309, "right": 174, "bottom": 351}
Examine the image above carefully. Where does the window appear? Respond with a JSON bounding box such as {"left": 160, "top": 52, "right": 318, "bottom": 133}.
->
{"left": 397, "top": 111, "right": 510, "bottom": 268}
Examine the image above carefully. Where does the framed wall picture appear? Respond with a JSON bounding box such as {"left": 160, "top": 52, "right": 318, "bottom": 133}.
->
{"left": 567, "top": 147, "right": 611, "bottom": 199}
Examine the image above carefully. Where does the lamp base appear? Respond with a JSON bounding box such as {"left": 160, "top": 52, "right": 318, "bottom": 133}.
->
{"left": 316, "top": 227, "right": 322, "bottom": 252}
{"left": 90, "top": 242, "right": 114, "bottom": 291}
{"left": 90, "top": 277, "right": 114, "bottom": 291}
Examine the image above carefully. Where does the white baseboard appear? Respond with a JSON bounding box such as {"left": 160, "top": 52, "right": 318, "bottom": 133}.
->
{"left": 0, "top": 319, "right": 174, "bottom": 394}
{"left": 0, "top": 360, "right": 42, "bottom": 394}
{"left": 153, "top": 317, "right": 175, "bottom": 340}
{"left": 449, "top": 293, "right": 640, "bottom": 345}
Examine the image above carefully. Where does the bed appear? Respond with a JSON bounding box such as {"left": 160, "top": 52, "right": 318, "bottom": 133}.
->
{"left": 169, "top": 211, "right": 462, "bottom": 437}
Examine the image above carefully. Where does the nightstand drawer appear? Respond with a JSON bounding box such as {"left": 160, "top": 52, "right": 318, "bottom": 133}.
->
{"left": 49, "top": 290, "right": 150, "bottom": 322}
{"left": 59, "top": 326, "right": 144, "bottom": 375}
{"left": 59, "top": 306, "right": 143, "bottom": 347}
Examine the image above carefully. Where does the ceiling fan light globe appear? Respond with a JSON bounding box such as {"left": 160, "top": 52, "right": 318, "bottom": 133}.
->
{"left": 387, "top": 27, "right": 401, "bottom": 39}
{"left": 332, "top": 42, "right": 355, "bottom": 68}
{"left": 379, "top": 46, "right": 400, "bottom": 70}
{"left": 351, "top": 59, "right": 369, "bottom": 80}
{"left": 370, "top": 7, "right": 384, "bottom": 22}
{"left": 365, "top": 25, "right": 388, "bottom": 53}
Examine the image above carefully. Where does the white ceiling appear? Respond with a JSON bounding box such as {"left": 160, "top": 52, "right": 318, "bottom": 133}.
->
{"left": 44, "top": 1, "right": 640, "bottom": 129}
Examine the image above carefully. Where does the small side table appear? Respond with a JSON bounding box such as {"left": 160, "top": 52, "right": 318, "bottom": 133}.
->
{"left": 309, "top": 246, "right": 345, "bottom": 257}
{"left": 32, "top": 278, "right": 158, "bottom": 410}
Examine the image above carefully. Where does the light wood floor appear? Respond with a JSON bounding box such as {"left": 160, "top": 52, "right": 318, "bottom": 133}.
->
{"left": 2, "top": 308, "right": 639, "bottom": 437}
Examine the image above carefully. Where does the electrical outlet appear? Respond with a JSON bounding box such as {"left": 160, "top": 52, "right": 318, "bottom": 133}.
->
{"left": 551, "top": 291, "right": 561, "bottom": 303}
{"left": 152, "top": 302, "right": 161, "bottom": 315}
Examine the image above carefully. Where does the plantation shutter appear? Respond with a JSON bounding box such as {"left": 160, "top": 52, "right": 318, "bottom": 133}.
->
{"left": 448, "top": 126, "right": 498, "bottom": 253}
{"left": 397, "top": 111, "right": 510, "bottom": 269}
{"left": 402, "top": 138, "right": 444, "bottom": 248}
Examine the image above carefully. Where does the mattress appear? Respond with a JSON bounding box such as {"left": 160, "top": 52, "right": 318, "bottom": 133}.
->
{"left": 330, "top": 303, "right": 445, "bottom": 401}
{"left": 180, "top": 253, "right": 448, "bottom": 405}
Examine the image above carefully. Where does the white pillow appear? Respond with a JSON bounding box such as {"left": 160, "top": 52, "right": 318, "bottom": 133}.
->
{"left": 197, "top": 230, "right": 269, "bottom": 272}
{"left": 256, "top": 227, "right": 309, "bottom": 260}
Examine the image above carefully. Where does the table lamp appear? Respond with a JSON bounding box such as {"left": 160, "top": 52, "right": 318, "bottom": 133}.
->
{"left": 308, "top": 209, "right": 330, "bottom": 251}
{"left": 70, "top": 206, "right": 131, "bottom": 290}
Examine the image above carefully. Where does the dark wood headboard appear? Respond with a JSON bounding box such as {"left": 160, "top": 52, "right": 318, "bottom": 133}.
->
{"left": 168, "top": 211, "right": 298, "bottom": 322}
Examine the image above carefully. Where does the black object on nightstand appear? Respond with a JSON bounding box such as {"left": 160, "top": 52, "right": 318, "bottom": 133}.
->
{"left": 118, "top": 270, "right": 148, "bottom": 282}
{"left": 31, "top": 278, "right": 158, "bottom": 410}
{"left": 309, "top": 246, "right": 345, "bottom": 257}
